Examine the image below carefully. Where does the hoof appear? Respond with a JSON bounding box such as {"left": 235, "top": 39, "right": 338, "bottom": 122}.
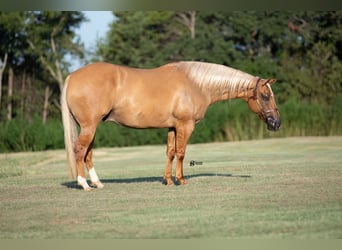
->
{"left": 175, "top": 178, "right": 187, "bottom": 185}
{"left": 162, "top": 178, "right": 174, "bottom": 186}
{"left": 77, "top": 176, "right": 92, "bottom": 191}
{"left": 84, "top": 186, "right": 93, "bottom": 191}
{"left": 91, "top": 181, "right": 104, "bottom": 189}
{"left": 78, "top": 182, "right": 93, "bottom": 191}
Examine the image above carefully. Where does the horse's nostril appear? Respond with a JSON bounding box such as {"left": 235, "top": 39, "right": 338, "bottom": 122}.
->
{"left": 267, "top": 117, "right": 281, "bottom": 131}
{"left": 276, "top": 118, "right": 281, "bottom": 129}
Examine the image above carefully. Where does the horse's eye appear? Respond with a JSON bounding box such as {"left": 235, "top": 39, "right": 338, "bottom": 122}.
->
{"left": 261, "top": 94, "right": 270, "bottom": 102}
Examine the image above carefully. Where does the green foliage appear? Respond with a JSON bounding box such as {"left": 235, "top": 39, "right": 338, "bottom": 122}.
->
{"left": 1, "top": 11, "right": 342, "bottom": 152}
{"left": 0, "top": 12, "right": 26, "bottom": 59}
{"left": 1, "top": 98, "right": 341, "bottom": 152}
{"left": 98, "top": 11, "right": 342, "bottom": 106}
{"left": 25, "top": 11, "right": 86, "bottom": 62}
{"left": 97, "top": 11, "right": 176, "bottom": 68}
{"left": 0, "top": 117, "right": 64, "bottom": 152}
{"left": 0, "top": 11, "right": 86, "bottom": 122}
{"left": 94, "top": 122, "right": 167, "bottom": 147}
{"left": 89, "top": 97, "right": 342, "bottom": 148}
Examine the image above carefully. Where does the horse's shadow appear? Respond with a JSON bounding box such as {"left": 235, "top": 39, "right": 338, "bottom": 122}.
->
{"left": 61, "top": 173, "right": 251, "bottom": 190}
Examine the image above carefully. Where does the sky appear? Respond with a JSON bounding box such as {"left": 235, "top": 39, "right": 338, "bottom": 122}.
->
{"left": 69, "top": 11, "right": 114, "bottom": 71}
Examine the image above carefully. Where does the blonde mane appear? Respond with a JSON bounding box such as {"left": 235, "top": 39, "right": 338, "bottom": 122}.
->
{"left": 176, "top": 61, "right": 257, "bottom": 97}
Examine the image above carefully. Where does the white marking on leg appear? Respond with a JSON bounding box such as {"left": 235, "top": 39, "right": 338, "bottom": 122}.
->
{"left": 89, "top": 167, "right": 99, "bottom": 183}
{"left": 89, "top": 167, "right": 104, "bottom": 189}
{"left": 77, "top": 175, "right": 91, "bottom": 191}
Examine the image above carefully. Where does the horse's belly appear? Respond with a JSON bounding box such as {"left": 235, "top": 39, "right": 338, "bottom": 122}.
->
{"left": 105, "top": 109, "right": 174, "bottom": 128}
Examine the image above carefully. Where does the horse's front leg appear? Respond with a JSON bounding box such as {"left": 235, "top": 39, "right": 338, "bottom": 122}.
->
{"left": 175, "top": 121, "right": 194, "bottom": 185}
{"left": 164, "top": 128, "right": 176, "bottom": 185}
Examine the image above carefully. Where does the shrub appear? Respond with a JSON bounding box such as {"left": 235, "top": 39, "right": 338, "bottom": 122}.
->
{"left": 0, "top": 97, "right": 341, "bottom": 153}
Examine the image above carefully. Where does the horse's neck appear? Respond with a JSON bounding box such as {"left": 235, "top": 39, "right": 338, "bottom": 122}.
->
{"left": 202, "top": 77, "right": 255, "bottom": 104}
{"left": 178, "top": 61, "right": 256, "bottom": 104}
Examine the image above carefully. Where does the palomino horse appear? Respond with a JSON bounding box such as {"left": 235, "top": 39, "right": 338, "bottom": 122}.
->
{"left": 61, "top": 61, "right": 281, "bottom": 190}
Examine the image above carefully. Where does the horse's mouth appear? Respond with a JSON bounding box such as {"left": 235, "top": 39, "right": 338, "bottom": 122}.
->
{"left": 266, "top": 117, "right": 281, "bottom": 131}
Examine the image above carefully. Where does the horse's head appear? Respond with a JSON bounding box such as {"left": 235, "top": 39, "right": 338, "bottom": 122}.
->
{"left": 247, "top": 78, "right": 281, "bottom": 131}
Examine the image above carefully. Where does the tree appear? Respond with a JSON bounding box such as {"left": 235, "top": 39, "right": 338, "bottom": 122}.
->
{"left": 0, "top": 52, "right": 7, "bottom": 113}
{"left": 97, "top": 11, "right": 178, "bottom": 68}
{"left": 25, "top": 11, "right": 86, "bottom": 122}
{"left": 277, "top": 11, "right": 342, "bottom": 104}
{"left": 26, "top": 11, "right": 86, "bottom": 93}
{"left": 97, "top": 11, "right": 342, "bottom": 106}
{"left": 0, "top": 11, "right": 86, "bottom": 123}
{"left": 0, "top": 12, "right": 26, "bottom": 120}
{"left": 97, "top": 11, "right": 241, "bottom": 67}
{"left": 175, "top": 11, "right": 197, "bottom": 39}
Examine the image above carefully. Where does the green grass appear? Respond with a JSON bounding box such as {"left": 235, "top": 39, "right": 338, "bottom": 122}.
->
{"left": 0, "top": 137, "right": 341, "bottom": 239}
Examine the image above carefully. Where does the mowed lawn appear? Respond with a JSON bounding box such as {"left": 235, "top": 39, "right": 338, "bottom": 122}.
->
{"left": 0, "top": 137, "right": 341, "bottom": 239}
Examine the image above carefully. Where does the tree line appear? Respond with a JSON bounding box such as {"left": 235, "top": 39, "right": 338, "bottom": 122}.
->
{"left": 97, "top": 11, "right": 342, "bottom": 104}
{"left": 0, "top": 11, "right": 341, "bottom": 152}
{"left": 0, "top": 11, "right": 86, "bottom": 123}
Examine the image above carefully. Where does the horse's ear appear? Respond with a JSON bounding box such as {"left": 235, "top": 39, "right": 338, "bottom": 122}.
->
{"left": 262, "top": 78, "right": 277, "bottom": 86}
{"left": 267, "top": 78, "right": 277, "bottom": 85}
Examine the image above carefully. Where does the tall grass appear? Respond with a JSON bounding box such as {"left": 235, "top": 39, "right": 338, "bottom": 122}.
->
{"left": 0, "top": 98, "right": 341, "bottom": 152}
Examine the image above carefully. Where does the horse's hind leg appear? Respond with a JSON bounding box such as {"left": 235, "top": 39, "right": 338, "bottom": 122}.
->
{"left": 75, "top": 126, "right": 96, "bottom": 191}
{"left": 85, "top": 145, "right": 104, "bottom": 189}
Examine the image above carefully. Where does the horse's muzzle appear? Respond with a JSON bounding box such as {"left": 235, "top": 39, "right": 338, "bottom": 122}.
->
{"left": 266, "top": 117, "right": 281, "bottom": 131}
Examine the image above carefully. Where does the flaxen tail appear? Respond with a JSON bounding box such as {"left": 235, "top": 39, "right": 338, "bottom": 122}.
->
{"left": 61, "top": 75, "right": 78, "bottom": 179}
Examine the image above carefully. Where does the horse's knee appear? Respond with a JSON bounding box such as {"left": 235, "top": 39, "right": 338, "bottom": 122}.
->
{"left": 176, "top": 149, "right": 185, "bottom": 161}
{"left": 167, "top": 148, "right": 175, "bottom": 160}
